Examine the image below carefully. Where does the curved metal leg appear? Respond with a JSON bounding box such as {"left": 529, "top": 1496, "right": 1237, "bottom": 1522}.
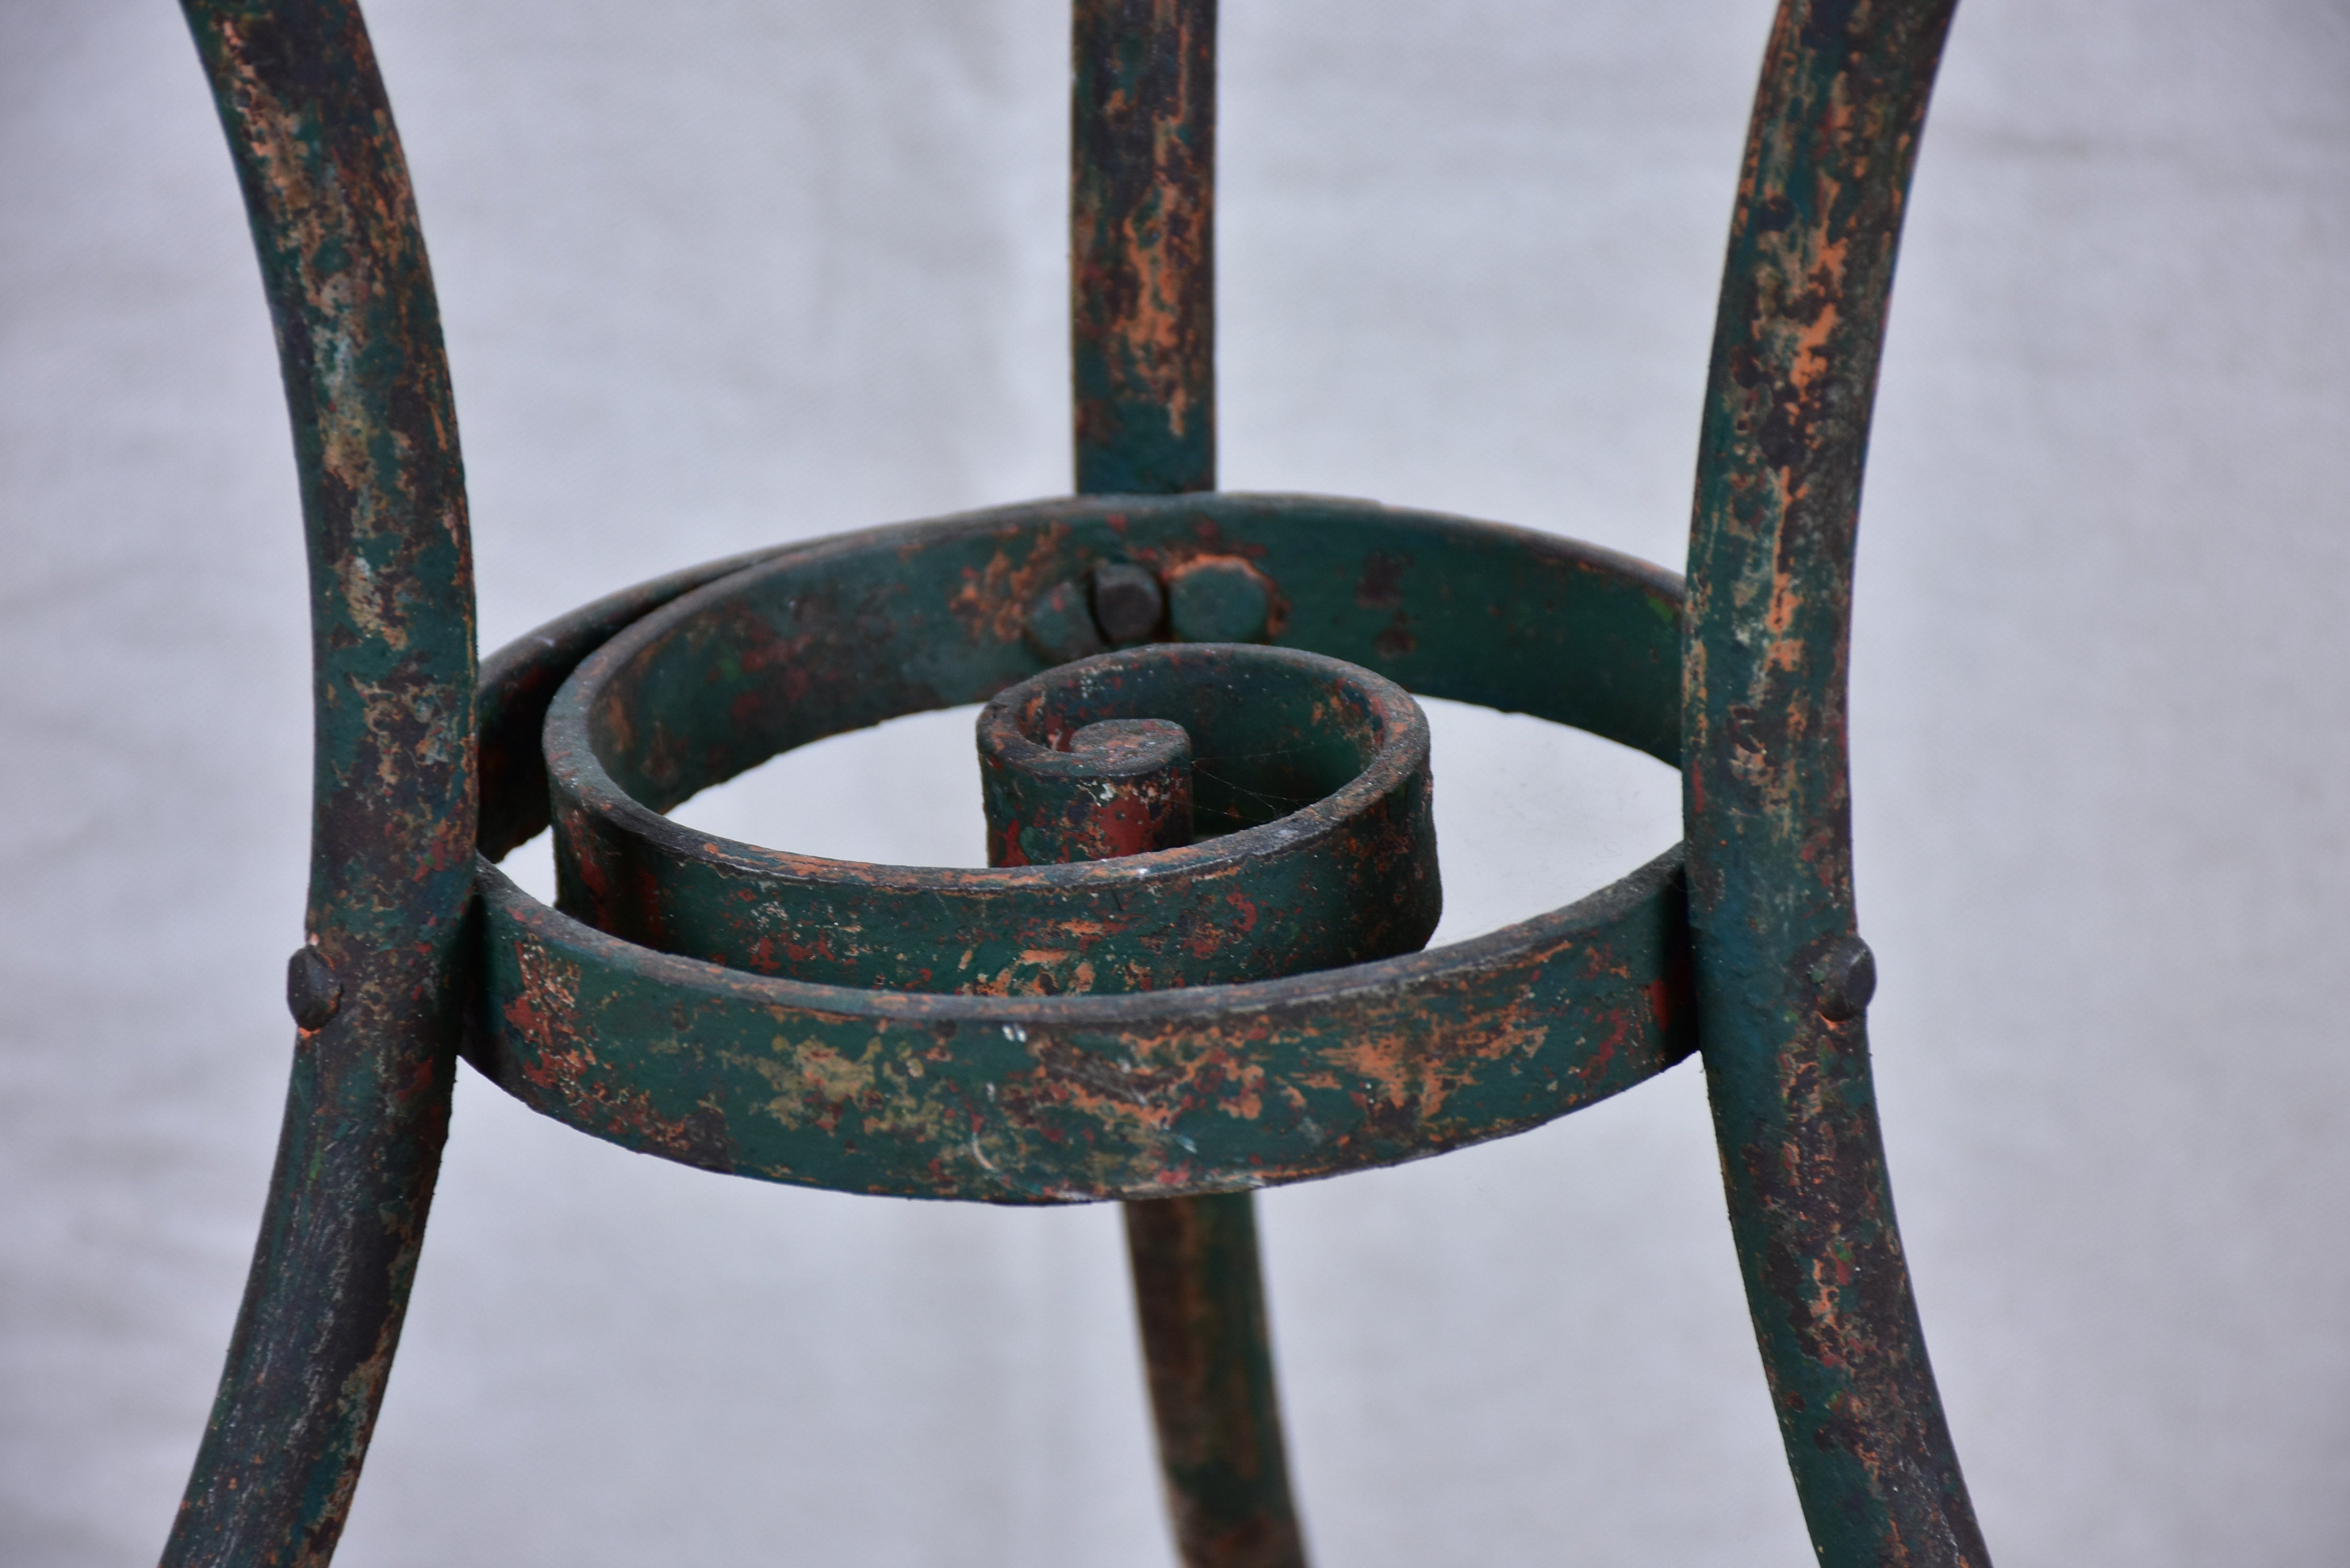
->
{"left": 165, "top": 3, "right": 476, "bottom": 1562}
{"left": 1125, "top": 1194, "right": 1307, "bottom": 1568}
{"left": 1683, "top": 1, "right": 1991, "bottom": 1562}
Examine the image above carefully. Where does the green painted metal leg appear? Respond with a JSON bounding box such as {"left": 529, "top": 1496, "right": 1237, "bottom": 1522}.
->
{"left": 1125, "top": 1195, "right": 1308, "bottom": 1568}
{"left": 1072, "top": 0, "right": 1215, "bottom": 498}
{"left": 166, "top": 3, "right": 477, "bottom": 1562}
{"left": 1684, "top": 1, "right": 1991, "bottom": 1562}
{"left": 163, "top": 1022, "right": 456, "bottom": 1567}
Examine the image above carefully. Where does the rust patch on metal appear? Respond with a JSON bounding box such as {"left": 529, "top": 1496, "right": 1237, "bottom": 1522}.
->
{"left": 1072, "top": 0, "right": 1217, "bottom": 495}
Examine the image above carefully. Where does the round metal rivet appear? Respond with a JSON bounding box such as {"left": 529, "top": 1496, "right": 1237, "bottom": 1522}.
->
{"left": 1814, "top": 934, "right": 1876, "bottom": 1022}
{"left": 286, "top": 946, "right": 343, "bottom": 1032}
{"left": 1167, "top": 556, "right": 1273, "bottom": 643}
{"left": 1024, "top": 578, "right": 1109, "bottom": 665}
{"left": 1089, "top": 561, "right": 1165, "bottom": 643}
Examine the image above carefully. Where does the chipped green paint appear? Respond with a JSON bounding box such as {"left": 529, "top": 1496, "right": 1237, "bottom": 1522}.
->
{"left": 976, "top": 646, "right": 1417, "bottom": 877}
{"left": 154, "top": 0, "right": 2000, "bottom": 1561}
{"left": 1072, "top": 0, "right": 1216, "bottom": 494}
{"left": 464, "top": 495, "right": 1695, "bottom": 1203}
{"left": 1683, "top": 1, "right": 1989, "bottom": 1562}
{"left": 1166, "top": 554, "right": 1275, "bottom": 643}
{"left": 468, "top": 846, "right": 1692, "bottom": 1201}
{"left": 1124, "top": 1192, "right": 1306, "bottom": 1568}
{"left": 526, "top": 493, "right": 1678, "bottom": 1002}
{"left": 551, "top": 611, "right": 1439, "bottom": 995}
{"left": 982, "top": 707, "right": 1199, "bottom": 866}
{"left": 478, "top": 545, "right": 789, "bottom": 862}
{"left": 169, "top": 2, "right": 474, "bottom": 1564}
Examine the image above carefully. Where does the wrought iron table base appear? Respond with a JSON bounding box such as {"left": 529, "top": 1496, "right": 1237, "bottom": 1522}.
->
{"left": 159, "top": 1, "right": 1988, "bottom": 1564}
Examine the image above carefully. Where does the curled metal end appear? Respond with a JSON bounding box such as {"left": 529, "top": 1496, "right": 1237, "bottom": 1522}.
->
{"left": 979, "top": 663, "right": 1196, "bottom": 865}
{"left": 286, "top": 945, "right": 343, "bottom": 1032}
{"left": 1813, "top": 934, "right": 1877, "bottom": 1022}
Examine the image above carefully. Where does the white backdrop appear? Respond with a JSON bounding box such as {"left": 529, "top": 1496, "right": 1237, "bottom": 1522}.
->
{"left": 4, "top": 1, "right": 2347, "bottom": 1564}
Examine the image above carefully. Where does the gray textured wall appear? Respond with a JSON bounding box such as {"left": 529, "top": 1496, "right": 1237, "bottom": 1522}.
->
{"left": 3, "top": 2, "right": 2346, "bottom": 1563}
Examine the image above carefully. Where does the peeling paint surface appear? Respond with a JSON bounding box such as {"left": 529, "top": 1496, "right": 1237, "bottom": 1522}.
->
{"left": 169, "top": 3, "right": 475, "bottom": 1564}
{"left": 552, "top": 584, "right": 1443, "bottom": 995}
{"left": 1072, "top": 0, "right": 1215, "bottom": 494}
{"left": 465, "top": 498, "right": 1698, "bottom": 1202}
{"left": 158, "top": 1, "right": 1996, "bottom": 1563}
{"left": 1683, "top": 2, "right": 1989, "bottom": 1563}
{"left": 526, "top": 495, "right": 1675, "bottom": 1001}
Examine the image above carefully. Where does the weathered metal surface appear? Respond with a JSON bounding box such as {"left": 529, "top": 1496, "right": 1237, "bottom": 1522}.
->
{"left": 1126, "top": 1195, "right": 1306, "bottom": 1568}
{"left": 459, "top": 493, "right": 1694, "bottom": 1202}
{"left": 478, "top": 545, "right": 788, "bottom": 861}
{"left": 1025, "top": 576, "right": 1114, "bottom": 665}
{"left": 981, "top": 667, "right": 1203, "bottom": 870}
{"left": 1092, "top": 558, "right": 1172, "bottom": 642}
{"left": 168, "top": 2, "right": 476, "bottom": 1564}
{"left": 1166, "top": 555, "right": 1275, "bottom": 643}
{"left": 148, "top": 0, "right": 2002, "bottom": 1559}
{"left": 531, "top": 494, "right": 1672, "bottom": 999}
{"left": 469, "top": 842, "right": 1689, "bottom": 1201}
{"left": 524, "top": 493, "right": 1682, "bottom": 778}
{"left": 1684, "top": 1, "right": 1989, "bottom": 1563}
{"left": 1072, "top": 0, "right": 1216, "bottom": 494}
{"left": 983, "top": 668, "right": 1310, "bottom": 1568}
{"left": 986, "top": 713, "right": 1196, "bottom": 863}
{"left": 551, "top": 626, "right": 1441, "bottom": 994}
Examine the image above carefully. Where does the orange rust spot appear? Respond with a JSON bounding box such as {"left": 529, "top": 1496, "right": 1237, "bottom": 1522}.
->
{"left": 1786, "top": 299, "right": 1840, "bottom": 394}
{"left": 948, "top": 526, "right": 1070, "bottom": 647}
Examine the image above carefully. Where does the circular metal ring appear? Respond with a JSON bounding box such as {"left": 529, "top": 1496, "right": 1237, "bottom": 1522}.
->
{"left": 468, "top": 492, "right": 1692, "bottom": 1203}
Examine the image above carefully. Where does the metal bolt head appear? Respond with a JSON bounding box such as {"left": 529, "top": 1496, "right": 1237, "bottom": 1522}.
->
{"left": 1089, "top": 561, "right": 1165, "bottom": 643}
{"left": 1167, "top": 556, "right": 1273, "bottom": 643}
{"left": 1023, "top": 578, "right": 1109, "bottom": 665}
{"left": 1813, "top": 933, "right": 1877, "bottom": 1021}
{"left": 287, "top": 945, "right": 343, "bottom": 1031}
